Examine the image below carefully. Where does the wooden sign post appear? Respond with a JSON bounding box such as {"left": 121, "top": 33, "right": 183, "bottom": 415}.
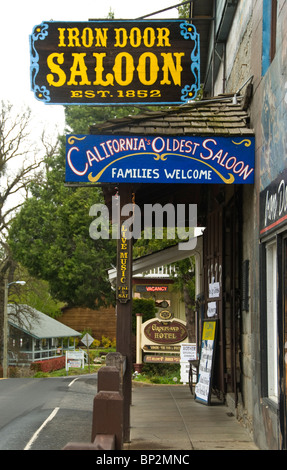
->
{"left": 116, "top": 184, "right": 133, "bottom": 443}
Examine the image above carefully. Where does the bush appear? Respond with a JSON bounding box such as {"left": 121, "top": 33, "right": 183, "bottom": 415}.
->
{"left": 101, "top": 335, "right": 111, "bottom": 348}
{"left": 133, "top": 363, "right": 181, "bottom": 385}
{"left": 31, "top": 356, "right": 65, "bottom": 373}
{"left": 132, "top": 298, "right": 157, "bottom": 334}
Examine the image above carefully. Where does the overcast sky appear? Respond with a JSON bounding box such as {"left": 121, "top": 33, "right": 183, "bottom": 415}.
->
{"left": 0, "top": 1, "right": 180, "bottom": 136}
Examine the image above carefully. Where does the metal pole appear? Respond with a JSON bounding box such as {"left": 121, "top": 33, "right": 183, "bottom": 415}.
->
{"left": 3, "top": 272, "right": 8, "bottom": 378}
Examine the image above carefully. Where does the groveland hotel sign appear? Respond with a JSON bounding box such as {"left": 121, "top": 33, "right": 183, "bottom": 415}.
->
{"left": 30, "top": 20, "right": 200, "bottom": 106}
{"left": 66, "top": 134, "right": 255, "bottom": 184}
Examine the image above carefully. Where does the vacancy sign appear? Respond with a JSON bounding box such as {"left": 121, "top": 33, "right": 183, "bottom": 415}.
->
{"left": 30, "top": 20, "right": 200, "bottom": 106}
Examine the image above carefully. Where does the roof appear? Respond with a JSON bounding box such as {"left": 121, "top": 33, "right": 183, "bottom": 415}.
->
{"left": 108, "top": 231, "right": 203, "bottom": 282}
{"left": 8, "top": 304, "right": 81, "bottom": 339}
{"left": 91, "top": 94, "right": 254, "bottom": 220}
{"left": 90, "top": 95, "right": 253, "bottom": 137}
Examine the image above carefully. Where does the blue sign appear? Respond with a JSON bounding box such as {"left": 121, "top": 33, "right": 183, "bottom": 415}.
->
{"left": 66, "top": 134, "right": 255, "bottom": 184}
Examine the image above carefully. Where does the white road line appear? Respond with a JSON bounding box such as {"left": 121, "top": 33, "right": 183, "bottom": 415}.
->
{"left": 24, "top": 407, "right": 60, "bottom": 450}
{"left": 68, "top": 377, "right": 79, "bottom": 387}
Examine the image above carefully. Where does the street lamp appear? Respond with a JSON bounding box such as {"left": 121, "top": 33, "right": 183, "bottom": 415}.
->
{"left": 3, "top": 279, "right": 26, "bottom": 378}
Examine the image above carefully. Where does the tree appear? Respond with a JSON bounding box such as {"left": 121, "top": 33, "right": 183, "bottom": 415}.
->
{"left": 0, "top": 101, "right": 53, "bottom": 370}
{"left": 65, "top": 105, "right": 139, "bottom": 134}
{"left": 0, "top": 102, "right": 50, "bottom": 249}
{"left": 132, "top": 298, "right": 157, "bottom": 335}
{"left": 8, "top": 146, "right": 117, "bottom": 308}
{"left": 133, "top": 235, "right": 196, "bottom": 343}
{"left": 178, "top": 0, "right": 191, "bottom": 19}
{"left": 169, "top": 258, "right": 196, "bottom": 343}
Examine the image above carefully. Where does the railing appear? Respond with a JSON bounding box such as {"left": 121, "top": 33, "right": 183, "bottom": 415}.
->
{"left": 8, "top": 346, "right": 77, "bottom": 366}
{"left": 133, "top": 264, "right": 179, "bottom": 278}
{"left": 63, "top": 352, "right": 127, "bottom": 451}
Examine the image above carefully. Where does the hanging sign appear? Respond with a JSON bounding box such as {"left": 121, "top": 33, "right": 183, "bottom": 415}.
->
{"left": 30, "top": 20, "right": 200, "bottom": 106}
{"left": 135, "top": 285, "right": 169, "bottom": 292}
{"left": 116, "top": 222, "right": 132, "bottom": 303}
{"left": 66, "top": 134, "right": 255, "bottom": 184}
{"left": 143, "top": 319, "right": 188, "bottom": 344}
{"left": 260, "top": 168, "right": 287, "bottom": 236}
{"left": 195, "top": 320, "right": 217, "bottom": 405}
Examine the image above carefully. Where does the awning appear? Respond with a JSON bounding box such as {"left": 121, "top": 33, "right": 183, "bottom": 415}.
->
{"left": 108, "top": 230, "right": 203, "bottom": 282}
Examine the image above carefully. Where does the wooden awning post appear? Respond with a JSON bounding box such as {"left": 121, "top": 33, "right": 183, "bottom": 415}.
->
{"left": 116, "top": 184, "right": 133, "bottom": 443}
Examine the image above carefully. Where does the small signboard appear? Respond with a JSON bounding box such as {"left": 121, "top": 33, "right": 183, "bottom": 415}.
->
{"left": 65, "top": 350, "right": 85, "bottom": 371}
{"left": 65, "top": 134, "right": 255, "bottom": 185}
{"left": 195, "top": 320, "right": 217, "bottom": 405}
{"left": 144, "top": 319, "right": 188, "bottom": 344}
{"left": 180, "top": 343, "right": 196, "bottom": 383}
{"left": 144, "top": 355, "right": 180, "bottom": 364}
{"left": 81, "top": 333, "right": 94, "bottom": 347}
{"left": 30, "top": 20, "right": 200, "bottom": 106}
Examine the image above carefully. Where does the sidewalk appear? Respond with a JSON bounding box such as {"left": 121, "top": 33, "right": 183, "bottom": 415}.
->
{"left": 124, "top": 384, "right": 259, "bottom": 451}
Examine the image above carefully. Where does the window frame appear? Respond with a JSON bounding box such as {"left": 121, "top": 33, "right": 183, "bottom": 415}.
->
{"left": 262, "top": 0, "right": 278, "bottom": 76}
{"left": 260, "top": 236, "right": 279, "bottom": 407}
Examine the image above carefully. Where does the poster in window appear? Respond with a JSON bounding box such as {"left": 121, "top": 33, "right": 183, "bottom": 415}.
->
{"left": 195, "top": 320, "right": 217, "bottom": 405}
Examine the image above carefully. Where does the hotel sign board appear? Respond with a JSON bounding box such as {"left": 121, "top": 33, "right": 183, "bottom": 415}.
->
{"left": 30, "top": 20, "right": 200, "bottom": 106}
{"left": 66, "top": 134, "right": 255, "bottom": 184}
{"left": 144, "top": 319, "right": 188, "bottom": 345}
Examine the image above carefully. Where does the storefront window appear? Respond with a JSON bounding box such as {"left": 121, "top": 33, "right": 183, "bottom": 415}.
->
{"left": 265, "top": 240, "right": 278, "bottom": 402}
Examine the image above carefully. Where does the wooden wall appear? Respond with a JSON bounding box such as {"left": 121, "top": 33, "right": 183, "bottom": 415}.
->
{"left": 58, "top": 306, "right": 116, "bottom": 342}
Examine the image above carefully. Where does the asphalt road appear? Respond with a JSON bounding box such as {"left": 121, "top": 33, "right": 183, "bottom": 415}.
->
{"left": 0, "top": 375, "right": 98, "bottom": 450}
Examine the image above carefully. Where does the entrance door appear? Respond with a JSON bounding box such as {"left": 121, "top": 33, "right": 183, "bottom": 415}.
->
{"left": 203, "top": 206, "right": 225, "bottom": 397}
{"left": 281, "top": 237, "right": 287, "bottom": 448}
{"left": 203, "top": 188, "right": 242, "bottom": 402}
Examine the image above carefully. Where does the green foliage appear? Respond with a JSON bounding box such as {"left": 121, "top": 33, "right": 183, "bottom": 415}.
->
{"left": 8, "top": 145, "right": 116, "bottom": 308}
{"left": 101, "top": 335, "right": 112, "bottom": 348}
{"left": 169, "top": 257, "right": 195, "bottom": 302}
{"left": 92, "top": 339, "right": 101, "bottom": 348}
{"left": 132, "top": 298, "right": 157, "bottom": 334}
{"left": 133, "top": 364, "right": 181, "bottom": 384}
{"left": 64, "top": 105, "right": 140, "bottom": 134}
{"left": 134, "top": 232, "right": 195, "bottom": 305}
{"left": 133, "top": 228, "right": 178, "bottom": 259}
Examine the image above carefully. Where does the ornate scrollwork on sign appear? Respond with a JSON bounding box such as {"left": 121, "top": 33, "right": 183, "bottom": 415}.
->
{"left": 30, "top": 23, "right": 51, "bottom": 103}
{"left": 180, "top": 23, "right": 200, "bottom": 103}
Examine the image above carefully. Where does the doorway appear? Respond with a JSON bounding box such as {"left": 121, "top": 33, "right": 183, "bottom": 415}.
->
{"left": 203, "top": 187, "right": 242, "bottom": 403}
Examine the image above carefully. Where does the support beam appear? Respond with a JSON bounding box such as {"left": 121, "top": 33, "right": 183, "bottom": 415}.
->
{"left": 116, "top": 184, "right": 133, "bottom": 443}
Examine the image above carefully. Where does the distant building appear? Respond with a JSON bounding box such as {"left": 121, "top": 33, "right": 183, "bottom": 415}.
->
{"left": 58, "top": 305, "right": 117, "bottom": 343}
{"left": 8, "top": 304, "right": 81, "bottom": 366}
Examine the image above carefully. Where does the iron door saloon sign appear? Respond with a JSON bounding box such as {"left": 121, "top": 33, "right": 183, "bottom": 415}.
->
{"left": 66, "top": 134, "right": 255, "bottom": 184}
{"left": 30, "top": 20, "right": 200, "bottom": 105}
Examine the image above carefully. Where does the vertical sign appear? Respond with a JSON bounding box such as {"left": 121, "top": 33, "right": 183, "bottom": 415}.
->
{"left": 115, "top": 186, "right": 133, "bottom": 442}
{"left": 180, "top": 343, "right": 197, "bottom": 383}
{"left": 116, "top": 223, "right": 132, "bottom": 303}
{"left": 195, "top": 320, "right": 217, "bottom": 405}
